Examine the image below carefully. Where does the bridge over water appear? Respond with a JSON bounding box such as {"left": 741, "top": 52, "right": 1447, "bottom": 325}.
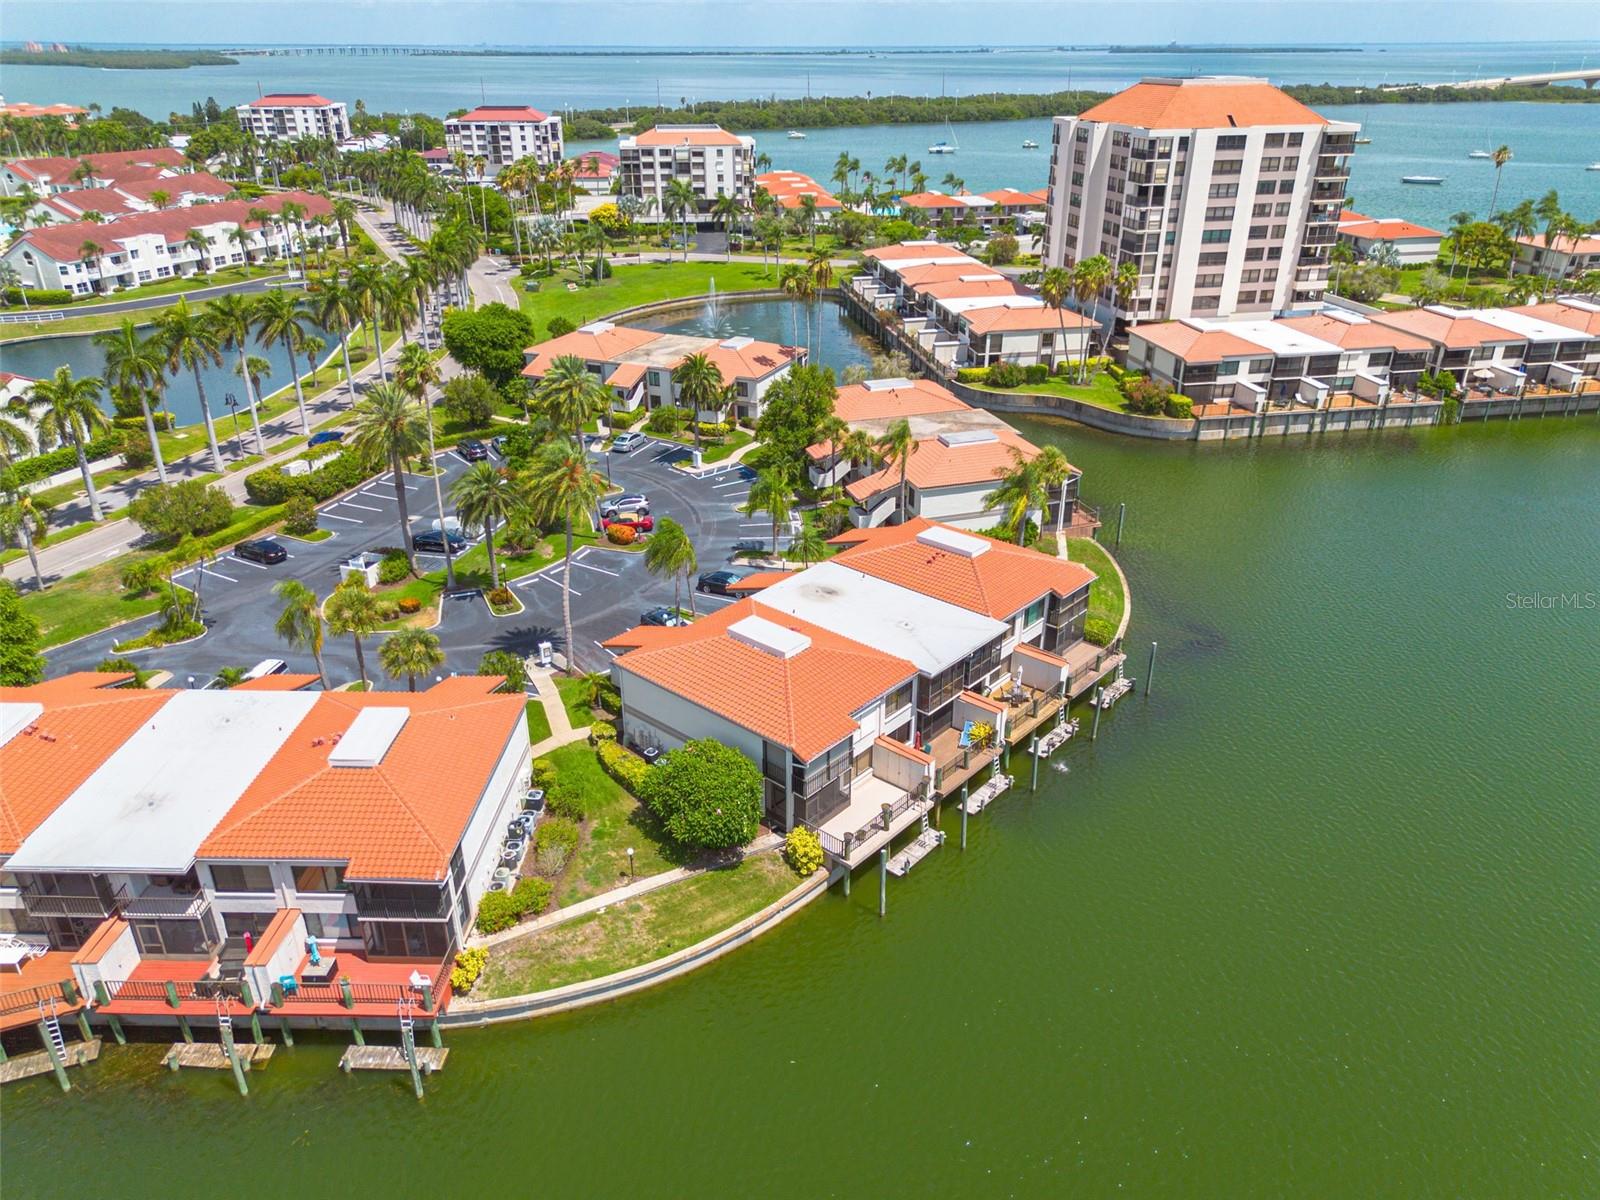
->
{"left": 1385, "top": 68, "right": 1600, "bottom": 91}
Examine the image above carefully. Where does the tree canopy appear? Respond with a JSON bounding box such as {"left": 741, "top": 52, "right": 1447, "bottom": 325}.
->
{"left": 443, "top": 303, "right": 536, "bottom": 385}
{"left": 638, "top": 738, "right": 764, "bottom": 851}
{"left": 0, "top": 581, "right": 44, "bottom": 685}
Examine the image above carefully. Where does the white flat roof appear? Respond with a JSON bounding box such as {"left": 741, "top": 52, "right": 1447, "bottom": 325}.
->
{"left": 8, "top": 690, "right": 318, "bottom": 873}
{"left": 328, "top": 706, "right": 409, "bottom": 768}
{"left": 1475, "top": 308, "right": 1584, "bottom": 343}
{"left": 757, "top": 561, "right": 1006, "bottom": 674}
{"left": 1186, "top": 317, "right": 1342, "bottom": 357}
{"left": 939, "top": 296, "right": 1045, "bottom": 314}
{"left": 0, "top": 702, "right": 43, "bottom": 748}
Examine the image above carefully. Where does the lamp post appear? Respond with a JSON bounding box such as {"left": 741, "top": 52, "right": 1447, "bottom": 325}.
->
{"left": 626, "top": 847, "right": 635, "bottom": 879}
{"left": 224, "top": 391, "right": 242, "bottom": 455}
{"left": 422, "top": 397, "right": 456, "bottom": 591}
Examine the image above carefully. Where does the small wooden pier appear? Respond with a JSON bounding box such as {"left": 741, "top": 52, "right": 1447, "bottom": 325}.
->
{"left": 1034, "top": 718, "right": 1080, "bottom": 757}
{"left": 962, "top": 773, "right": 1012, "bottom": 815}
{"left": 340, "top": 1044, "right": 448, "bottom": 1073}
{"left": 0, "top": 1037, "right": 100, "bottom": 1085}
{"left": 163, "top": 1042, "right": 274, "bottom": 1071}
{"left": 886, "top": 817, "right": 945, "bottom": 877}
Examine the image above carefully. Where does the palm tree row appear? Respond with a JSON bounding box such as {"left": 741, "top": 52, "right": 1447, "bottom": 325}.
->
{"left": 1038, "top": 255, "right": 1140, "bottom": 382}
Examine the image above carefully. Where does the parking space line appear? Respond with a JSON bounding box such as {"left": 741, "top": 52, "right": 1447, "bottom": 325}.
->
{"left": 540, "top": 574, "right": 580, "bottom": 596}
{"left": 338, "top": 501, "right": 383, "bottom": 512}
{"left": 594, "top": 640, "right": 619, "bottom": 658}
{"left": 697, "top": 592, "right": 737, "bottom": 605}
{"left": 175, "top": 564, "right": 238, "bottom": 584}
{"left": 712, "top": 479, "right": 747, "bottom": 490}
{"left": 323, "top": 512, "right": 363, "bottom": 523}
{"left": 359, "top": 488, "right": 395, "bottom": 500}
{"left": 228, "top": 556, "right": 270, "bottom": 570}
{"left": 572, "top": 560, "right": 620, "bottom": 577}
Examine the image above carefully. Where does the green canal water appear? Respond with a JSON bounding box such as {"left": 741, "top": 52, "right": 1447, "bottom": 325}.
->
{"left": 6, "top": 415, "right": 1598, "bottom": 1197}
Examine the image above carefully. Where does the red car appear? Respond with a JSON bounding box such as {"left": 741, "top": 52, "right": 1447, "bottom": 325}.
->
{"left": 601, "top": 510, "right": 654, "bottom": 533}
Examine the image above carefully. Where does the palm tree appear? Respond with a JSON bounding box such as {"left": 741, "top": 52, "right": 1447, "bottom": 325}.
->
{"left": 642, "top": 515, "right": 697, "bottom": 617}
{"left": 379, "top": 627, "right": 444, "bottom": 692}
{"left": 663, "top": 178, "right": 698, "bottom": 262}
{"left": 94, "top": 318, "right": 170, "bottom": 483}
{"left": 0, "top": 487, "right": 47, "bottom": 592}
{"left": 797, "top": 192, "right": 820, "bottom": 249}
{"left": 875, "top": 417, "right": 917, "bottom": 524}
{"left": 1071, "top": 255, "right": 1113, "bottom": 381}
{"left": 1033, "top": 444, "right": 1074, "bottom": 536}
{"left": 307, "top": 274, "right": 361, "bottom": 398}
{"left": 347, "top": 382, "right": 431, "bottom": 572}
{"left": 1487, "top": 144, "right": 1513, "bottom": 218}
{"left": 536, "top": 353, "right": 609, "bottom": 446}
{"left": 330, "top": 197, "right": 357, "bottom": 255}
{"left": 671, "top": 353, "right": 725, "bottom": 467}
{"left": 158, "top": 298, "right": 226, "bottom": 472}
{"left": 1446, "top": 210, "right": 1475, "bottom": 282}
{"left": 26, "top": 367, "right": 110, "bottom": 521}
{"left": 984, "top": 449, "right": 1049, "bottom": 545}
{"left": 789, "top": 513, "right": 827, "bottom": 566}
{"left": 711, "top": 194, "right": 741, "bottom": 259}
{"left": 254, "top": 288, "right": 313, "bottom": 435}
{"left": 207, "top": 292, "right": 268, "bottom": 455}
{"left": 524, "top": 437, "right": 606, "bottom": 675}
{"left": 348, "top": 261, "right": 390, "bottom": 382}
{"left": 185, "top": 228, "right": 210, "bottom": 275}
{"left": 325, "top": 577, "right": 383, "bottom": 691}
{"left": 778, "top": 263, "right": 815, "bottom": 347}
{"left": 272, "top": 578, "right": 329, "bottom": 688}
{"left": 451, "top": 461, "right": 520, "bottom": 589}
{"left": 838, "top": 427, "right": 880, "bottom": 479}
{"left": 743, "top": 467, "right": 794, "bottom": 553}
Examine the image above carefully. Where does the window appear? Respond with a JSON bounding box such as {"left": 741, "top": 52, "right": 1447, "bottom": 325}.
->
{"left": 292, "top": 864, "right": 346, "bottom": 893}
{"left": 1275, "top": 202, "right": 1292, "bottom": 217}
{"left": 1249, "top": 225, "right": 1269, "bottom": 240}
{"left": 1200, "top": 229, "right": 1231, "bottom": 244}
{"left": 222, "top": 911, "right": 275, "bottom": 940}
{"left": 1204, "top": 206, "right": 1234, "bottom": 221}
{"left": 211, "top": 864, "right": 273, "bottom": 892}
{"left": 1216, "top": 134, "right": 1247, "bottom": 151}
{"left": 1287, "top": 132, "right": 1304, "bottom": 146}
{"left": 1192, "top": 296, "right": 1220, "bottom": 311}
{"left": 1272, "top": 225, "right": 1288, "bottom": 239}
{"left": 1278, "top": 180, "right": 1296, "bottom": 194}
{"left": 1216, "top": 360, "right": 1240, "bottom": 376}
{"left": 1282, "top": 156, "right": 1299, "bottom": 171}
{"left": 1241, "top": 269, "right": 1261, "bottom": 283}
{"left": 1256, "top": 180, "right": 1276, "bottom": 195}
{"left": 1023, "top": 598, "right": 1047, "bottom": 626}
{"left": 305, "top": 912, "right": 358, "bottom": 940}
{"left": 1262, "top": 157, "right": 1281, "bottom": 172}
{"left": 1264, "top": 133, "right": 1285, "bottom": 148}
{"left": 1252, "top": 203, "right": 1273, "bottom": 218}
{"left": 1212, "top": 160, "right": 1243, "bottom": 176}
{"left": 1198, "top": 252, "right": 1228, "bottom": 267}
{"left": 1207, "top": 183, "right": 1238, "bottom": 199}
{"left": 1249, "top": 358, "right": 1274, "bottom": 373}
{"left": 884, "top": 681, "right": 914, "bottom": 714}
{"left": 1244, "top": 247, "right": 1264, "bottom": 261}
{"left": 1194, "top": 273, "right": 1224, "bottom": 288}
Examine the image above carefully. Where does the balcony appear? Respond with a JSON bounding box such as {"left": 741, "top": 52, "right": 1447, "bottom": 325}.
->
{"left": 0, "top": 950, "right": 84, "bottom": 1033}
{"left": 810, "top": 775, "right": 928, "bottom": 869}
{"left": 20, "top": 889, "right": 110, "bottom": 919}
{"left": 116, "top": 883, "right": 209, "bottom": 919}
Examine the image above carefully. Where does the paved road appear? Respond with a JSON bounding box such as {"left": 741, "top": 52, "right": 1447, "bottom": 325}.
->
{"left": 42, "top": 436, "right": 778, "bottom": 685}
{"left": 8, "top": 274, "right": 298, "bottom": 323}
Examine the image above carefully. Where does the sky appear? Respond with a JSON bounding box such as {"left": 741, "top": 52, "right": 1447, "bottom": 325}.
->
{"left": 5, "top": 1, "right": 1599, "bottom": 48}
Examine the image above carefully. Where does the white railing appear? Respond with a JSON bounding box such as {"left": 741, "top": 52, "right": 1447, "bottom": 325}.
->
{"left": 0, "top": 309, "right": 65, "bottom": 324}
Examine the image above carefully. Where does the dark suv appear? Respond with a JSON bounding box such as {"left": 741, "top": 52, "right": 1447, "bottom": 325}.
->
{"left": 234, "top": 538, "right": 287, "bottom": 565}
{"left": 696, "top": 569, "right": 746, "bottom": 596}
{"left": 457, "top": 438, "right": 490, "bottom": 462}
{"left": 413, "top": 528, "right": 469, "bottom": 554}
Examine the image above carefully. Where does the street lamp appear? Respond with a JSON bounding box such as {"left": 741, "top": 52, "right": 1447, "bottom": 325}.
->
{"left": 223, "top": 391, "right": 243, "bottom": 456}
{"left": 626, "top": 847, "right": 635, "bottom": 879}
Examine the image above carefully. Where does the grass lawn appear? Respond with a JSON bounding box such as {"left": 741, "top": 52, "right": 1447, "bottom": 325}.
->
{"left": 478, "top": 852, "right": 798, "bottom": 998}
{"left": 654, "top": 428, "right": 754, "bottom": 464}
{"left": 525, "top": 700, "right": 553, "bottom": 745}
{"left": 552, "top": 674, "right": 602, "bottom": 730}
{"left": 1068, "top": 537, "right": 1126, "bottom": 633}
{"left": 0, "top": 264, "right": 292, "bottom": 344}
{"left": 519, "top": 260, "right": 783, "bottom": 337}
{"left": 971, "top": 370, "right": 1131, "bottom": 413}
{"left": 23, "top": 559, "right": 174, "bottom": 647}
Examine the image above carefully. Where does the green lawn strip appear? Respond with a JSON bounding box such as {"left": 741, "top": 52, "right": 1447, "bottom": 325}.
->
{"left": 518, "top": 261, "right": 780, "bottom": 336}
{"left": 1067, "top": 537, "right": 1125, "bottom": 631}
{"left": 653, "top": 428, "right": 754, "bottom": 464}
{"left": 1, "top": 518, "right": 99, "bottom": 565}
{"left": 978, "top": 370, "right": 1130, "bottom": 412}
{"left": 552, "top": 675, "right": 601, "bottom": 730}
{"left": 24, "top": 559, "right": 172, "bottom": 647}
{"left": 538, "top": 743, "right": 686, "bottom": 906}
{"left": 525, "top": 699, "right": 553, "bottom": 745}
{"left": 479, "top": 852, "right": 797, "bottom": 997}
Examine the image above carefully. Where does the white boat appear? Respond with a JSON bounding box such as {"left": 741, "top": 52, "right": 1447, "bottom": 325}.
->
{"left": 928, "top": 118, "right": 959, "bottom": 155}
{"left": 786, "top": 130, "right": 806, "bottom": 140}
{"left": 1401, "top": 175, "right": 1445, "bottom": 185}
{"left": 1587, "top": 162, "right": 1600, "bottom": 172}
{"left": 1354, "top": 136, "right": 1372, "bottom": 145}
{"left": 1022, "top": 139, "right": 1039, "bottom": 149}
{"left": 1467, "top": 149, "right": 1493, "bottom": 160}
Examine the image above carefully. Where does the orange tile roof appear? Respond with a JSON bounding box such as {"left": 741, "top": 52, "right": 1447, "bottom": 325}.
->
{"left": 875, "top": 734, "right": 933, "bottom": 766}
{"left": 698, "top": 338, "right": 803, "bottom": 381}
{"left": 756, "top": 170, "right": 842, "bottom": 210}
{"left": 959, "top": 689, "right": 1006, "bottom": 715}
{"left": 233, "top": 673, "right": 322, "bottom": 692}
{"left": 0, "top": 101, "right": 88, "bottom": 120}
{"left": 1015, "top": 643, "right": 1069, "bottom": 668}
{"left": 1515, "top": 232, "right": 1600, "bottom": 256}
{"left": 633, "top": 125, "right": 745, "bottom": 147}
{"left": 961, "top": 304, "right": 1091, "bottom": 334}
{"left": 15, "top": 191, "right": 332, "bottom": 265}
{"left": 522, "top": 324, "right": 663, "bottom": 376}
{"left": 605, "top": 361, "right": 648, "bottom": 389}
{"left": 832, "top": 377, "right": 971, "bottom": 422}
{"left": 1510, "top": 301, "right": 1600, "bottom": 336}
{"left": 609, "top": 599, "right": 917, "bottom": 761}
{"left": 248, "top": 94, "right": 338, "bottom": 108}
{"left": 898, "top": 191, "right": 970, "bottom": 209}
{"left": 4, "top": 147, "right": 185, "bottom": 185}
{"left": 1129, "top": 321, "right": 1270, "bottom": 362}
{"left": 1368, "top": 308, "right": 1526, "bottom": 350}
{"left": 1338, "top": 216, "right": 1442, "bottom": 241}
{"left": 980, "top": 188, "right": 1048, "bottom": 207}
{"left": 1078, "top": 78, "right": 1330, "bottom": 129}
{"left": 199, "top": 677, "right": 525, "bottom": 882}
{"left": 890, "top": 259, "right": 990, "bottom": 286}
{"left": 865, "top": 241, "right": 976, "bottom": 263}
{"left": 830, "top": 518, "right": 1095, "bottom": 621}
{"left": 70, "top": 918, "right": 128, "bottom": 966}
{"left": 0, "top": 675, "right": 173, "bottom": 855}
{"left": 916, "top": 277, "right": 1033, "bottom": 302}
{"left": 1276, "top": 314, "right": 1433, "bottom": 352}
{"left": 725, "top": 570, "right": 795, "bottom": 592}
{"left": 844, "top": 428, "right": 1041, "bottom": 503}
{"left": 451, "top": 105, "right": 551, "bottom": 123}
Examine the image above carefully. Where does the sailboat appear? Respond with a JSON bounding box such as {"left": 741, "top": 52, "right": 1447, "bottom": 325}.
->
{"left": 928, "top": 119, "right": 958, "bottom": 154}
{"left": 787, "top": 130, "right": 807, "bottom": 140}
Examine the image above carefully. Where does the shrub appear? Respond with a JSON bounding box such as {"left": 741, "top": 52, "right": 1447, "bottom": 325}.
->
{"left": 544, "top": 780, "right": 588, "bottom": 821}
{"left": 127, "top": 479, "right": 234, "bottom": 541}
{"left": 588, "top": 719, "right": 616, "bottom": 744}
{"left": 510, "top": 876, "right": 553, "bottom": 918}
{"left": 282, "top": 493, "right": 318, "bottom": 536}
{"left": 1084, "top": 616, "right": 1117, "bottom": 647}
{"left": 120, "top": 559, "right": 162, "bottom": 595}
{"left": 546, "top": 315, "right": 577, "bottom": 338}
{"left": 376, "top": 599, "right": 400, "bottom": 621}
{"left": 594, "top": 682, "right": 621, "bottom": 715}
{"left": 440, "top": 374, "right": 499, "bottom": 427}
{"left": 479, "top": 650, "right": 527, "bottom": 691}
{"left": 3, "top": 286, "right": 73, "bottom": 305}
{"left": 955, "top": 367, "right": 988, "bottom": 384}
{"left": 243, "top": 450, "right": 368, "bottom": 505}
{"left": 378, "top": 552, "right": 411, "bottom": 584}
{"left": 533, "top": 817, "right": 579, "bottom": 875}
{"left": 1120, "top": 375, "right": 1170, "bottom": 416}
{"left": 450, "top": 946, "right": 489, "bottom": 992}
{"left": 487, "top": 586, "right": 515, "bottom": 609}
{"left": 1024, "top": 363, "right": 1050, "bottom": 385}
{"left": 397, "top": 596, "right": 422, "bottom": 615}
{"left": 442, "top": 303, "right": 536, "bottom": 385}
{"left": 597, "top": 739, "right": 650, "bottom": 794}
{"left": 644, "top": 405, "right": 688, "bottom": 435}
{"left": 986, "top": 233, "right": 1019, "bottom": 265}
{"left": 782, "top": 827, "right": 824, "bottom": 876}
{"left": 1163, "top": 394, "right": 1194, "bottom": 420}
{"left": 606, "top": 523, "right": 637, "bottom": 546}
{"left": 474, "top": 891, "right": 518, "bottom": 934}
{"left": 532, "top": 757, "right": 557, "bottom": 789}
{"left": 695, "top": 421, "right": 730, "bottom": 441}
{"left": 985, "top": 361, "right": 1025, "bottom": 388}
{"left": 638, "top": 739, "right": 762, "bottom": 850}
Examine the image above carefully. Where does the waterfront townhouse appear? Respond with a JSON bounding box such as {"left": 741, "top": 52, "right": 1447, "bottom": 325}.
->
{"left": 0, "top": 674, "right": 529, "bottom": 1034}
{"left": 1042, "top": 77, "right": 1356, "bottom": 323}
{"left": 1510, "top": 231, "right": 1600, "bottom": 280}
{"left": 0, "top": 100, "right": 87, "bottom": 123}
{"left": 1, "top": 146, "right": 188, "bottom": 197}
{"left": 0, "top": 191, "right": 333, "bottom": 294}
{"left": 1336, "top": 210, "right": 1443, "bottom": 265}
{"left": 755, "top": 169, "right": 841, "bottom": 215}
{"left": 235, "top": 93, "right": 351, "bottom": 144}
{"left": 898, "top": 189, "right": 1047, "bottom": 232}
{"left": 603, "top": 521, "right": 1112, "bottom": 861}
{"left": 618, "top": 125, "right": 756, "bottom": 213}
{"left": 571, "top": 150, "right": 620, "bottom": 193}
{"left": 805, "top": 376, "right": 1088, "bottom": 531}
{"left": 26, "top": 171, "right": 235, "bottom": 226}
{"left": 444, "top": 105, "right": 565, "bottom": 171}
{"left": 521, "top": 320, "right": 803, "bottom": 423}
{"left": 1368, "top": 304, "right": 1599, "bottom": 396}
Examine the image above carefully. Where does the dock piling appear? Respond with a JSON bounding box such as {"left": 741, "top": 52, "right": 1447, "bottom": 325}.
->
{"left": 1030, "top": 735, "right": 1040, "bottom": 791}
{"left": 35, "top": 1021, "right": 70, "bottom": 1093}
{"left": 1091, "top": 687, "right": 1103, "bottom": 740}
{"left": 878, "top": 849, "right": 888, "bottom": 917}
{"left": 1146, "top": 641, "right": 1158, "bottom": 697}
{"left": 105, "top": 1013, "right": 125, "bottom": 1045}
{"left": 960, "top": 785, "right": 969, "bottom": 849}
{"left": 1115, "top": 502, "right": 1126, "bottom": 547}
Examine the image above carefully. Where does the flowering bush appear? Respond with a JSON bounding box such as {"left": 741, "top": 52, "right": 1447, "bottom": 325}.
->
{"left": 450, "top": 947, "right": 489, "bottom": 992}
{"left": 397, "top": 597, "right": 422, "bottom": 614}
{"left": 783, "top": 827, "right": 824, "bottom": 876}
{"left": 607, "top": 523, "right": 637, "bottom": 545}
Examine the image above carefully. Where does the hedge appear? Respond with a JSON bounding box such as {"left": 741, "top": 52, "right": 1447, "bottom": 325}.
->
{"left": 596, "top": 739, "right": 650, "bottom": 794}
{"left": 243, "top": 451, "right": 370, "bottom": 504}
{"left": 9, "top": 432, "right": 128, "bottom": 486}
{"left": 4, "top": 287, "right": 73, "bottom": 305}
{"left": 1084, "top": 616, "right": 1117, "bottom": 647}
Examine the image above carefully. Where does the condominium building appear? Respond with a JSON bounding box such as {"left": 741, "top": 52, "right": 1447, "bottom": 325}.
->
{"left": 444, "top": 105, "right": 564, "bottom": 171}
{"left": 1042, "top": 77, "right": 1357, "bottom": 323}
{"left": 1, "top": 147, "right": 188, "bottom": 197}
{"left": 1511, "top": 232, "right": 1600, "bottom": 279}
{"left": 1336, "top": 210, "right": 1442, "bottom": 266}
{"left": 755, "top": 169, "right": 841, "bottom": 214}
{"left": 604, "top": 520, "right": 1116, "bottom": 863}
{"left": 24, "top": 172, "right": 234, "bottom": 226}
{"left": 1, "top": 191, "right": 333, "bottom": 295}
{"left": 521, "top": 321, "right": 803, "bottom": 423}
{"left": 0, "top": 674, "right": 530, "bottom": 1033}
{"left": 618, "top": 124, "right": 756, "bottom": 211}
{"left": 898, "top": 188, "right": 1047, "bottom": 232}
{"left": 235, "top": 93, "right": 351, "bottom": 144}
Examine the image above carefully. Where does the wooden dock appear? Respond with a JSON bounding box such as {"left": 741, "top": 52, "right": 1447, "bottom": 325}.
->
{"left": 339, "top": 1044, "right": 448, "bottom": 1073}
{"left": 963, "top": 773, "right": 1012, "bottom": 815}
{"left": 887, "top": 827, "right": 945, "bottom": 877}
{"left": 163, "top": 1042, "right": 275, "bottom": 1070}
{"left": 0, "top": 1037, "right": 101, "bottom": 1085}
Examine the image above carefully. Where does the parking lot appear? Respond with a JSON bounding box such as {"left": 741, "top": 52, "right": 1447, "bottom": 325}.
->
{"left": 45, "top": 434, "right": 784, "bottom": 684}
